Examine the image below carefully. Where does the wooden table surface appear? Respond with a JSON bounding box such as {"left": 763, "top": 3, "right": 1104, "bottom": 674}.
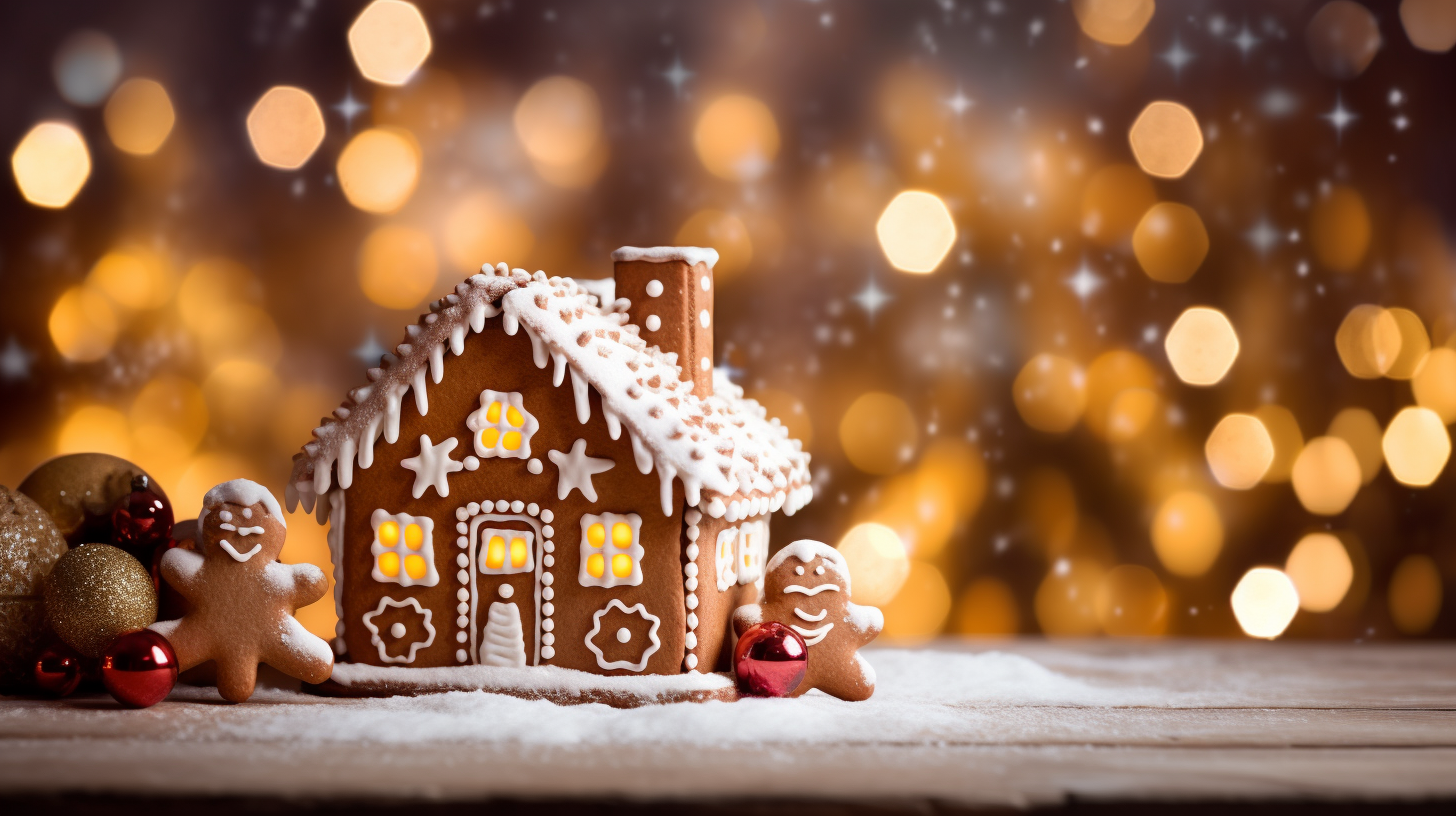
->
{"left": 2, "top": 639, "right": 1455, "bottom": 809}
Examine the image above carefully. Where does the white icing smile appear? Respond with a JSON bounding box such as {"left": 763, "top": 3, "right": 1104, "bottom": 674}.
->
{"left": 219, "top": 539, "right": 263, "bottom": 562}
{"left": 793, "top": 607, "right": 828, "bottom": 622}
{"left": 783, "top": 583, "right": 839, "bottom": 596}
{"left": 790, "top": 622, "right": 834, "bottom": 646}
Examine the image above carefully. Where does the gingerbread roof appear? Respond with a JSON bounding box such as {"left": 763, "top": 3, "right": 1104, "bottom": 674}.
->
{"left": 287, "top": 263, "right": 813, "bottom": 524}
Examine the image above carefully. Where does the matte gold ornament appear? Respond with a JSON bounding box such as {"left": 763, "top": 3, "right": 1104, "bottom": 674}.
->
{"left": 44, "top": 543, "right": 157, "bottom": 657}
{"left": 19, "top": 454, "right": 163, "bottom": 545}
{"left": 0, "top": 486, "right": 70, "bottom": 691}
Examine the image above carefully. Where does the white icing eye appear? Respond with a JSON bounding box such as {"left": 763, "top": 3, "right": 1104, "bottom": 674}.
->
{"left": 218, "top": 511, "right": 232, "bottom": 522}
{"left": 795, "top": 566, "right": 805, "bottom": 575}
{"left": 242, "top": 508, "right": 253, "bottom": 518}
{"left": 816, "top": 566, "right": 825, "bottom": 575}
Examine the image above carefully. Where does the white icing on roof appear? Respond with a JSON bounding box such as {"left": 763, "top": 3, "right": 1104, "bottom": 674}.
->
{"left": 610, "top": 246, "right": 719, "bottom": 270}
{"left": 766, "top": 539, "right": 850, "bottom": 592}
{"left": 201, "top": 479, "right": 286, "bottom": 529}
{"left": 287, "top": 264, "right": 811, "bottom": 524}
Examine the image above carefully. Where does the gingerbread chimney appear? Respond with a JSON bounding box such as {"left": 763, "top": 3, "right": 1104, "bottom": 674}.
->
{"left": 611, "top": 246, "right": 718, "bottom": 398}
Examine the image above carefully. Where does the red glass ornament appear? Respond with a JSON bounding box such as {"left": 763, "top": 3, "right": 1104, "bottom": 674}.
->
{"left": 100, "top": 629, "right": 178, "bottom": 708}
{"left": 733, "top": 621, "right": 809, "bottom": 698}
{"left": 111, "top": 475, "right": 174, "bottom": 564}
{"left": 34, "top": 643, "right": 84, "bottom": 697}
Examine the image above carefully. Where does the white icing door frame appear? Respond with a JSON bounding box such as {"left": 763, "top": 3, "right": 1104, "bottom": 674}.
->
{"left": 466, "top": 512, "right": 545, "bottom": 665}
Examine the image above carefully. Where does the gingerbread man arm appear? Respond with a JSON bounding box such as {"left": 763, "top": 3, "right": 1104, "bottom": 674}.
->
{"left": 158, "top": 548, "right": 206, "bottom": 603}
{"left": 844, "top": 601, "right": 884, "bottom": 643}
{"left": 281, "top": 562, "right": 328, "bottom": 611}
{"left": 731, "top": 603, "right": 764, "bottom": 637}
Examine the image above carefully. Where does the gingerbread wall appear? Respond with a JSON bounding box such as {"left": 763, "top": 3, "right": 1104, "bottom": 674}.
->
{"left": 336, "top": 316, "right": 688, "bottom": 676}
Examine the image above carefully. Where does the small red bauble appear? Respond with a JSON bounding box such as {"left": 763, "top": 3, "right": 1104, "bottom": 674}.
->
{"left": 100, "top": 629, "right": 178, "bottom": 708}
{"left": 34, "top": 643, "right": 84, "bottom": 697}
{"left": 733, "top": 621, "right": 809, "bottom": 698}
{"left": 111, "top": 475, "right": 174, "bottom": 564}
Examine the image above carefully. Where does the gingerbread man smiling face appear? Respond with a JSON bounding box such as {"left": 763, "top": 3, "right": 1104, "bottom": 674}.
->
{"left": 733, "top": 539, "right": 883, "bottom": 701}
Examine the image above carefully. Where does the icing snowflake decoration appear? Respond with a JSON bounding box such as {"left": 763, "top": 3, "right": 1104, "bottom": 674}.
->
{"left": 362, "top": 596, "right": 436, "bottom": 664}
{"left": 287, "top": 263, "right": 811, "bottom": 524}
{"left": 400, "top": 434, "right": 464, "bottom": 498}
{"left": 584, "top": 598, "right": 661, "bottom": 672}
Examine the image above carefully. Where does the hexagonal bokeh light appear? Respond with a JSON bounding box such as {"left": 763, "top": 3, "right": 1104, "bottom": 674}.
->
{"left": 348, "top": 0, "right": 432, "bottom": 86}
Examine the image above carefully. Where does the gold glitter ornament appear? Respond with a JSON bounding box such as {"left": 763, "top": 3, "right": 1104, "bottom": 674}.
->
{"left": 19, "top": 453, "right": 162, "bottom": 545}
{"left": 0, "top": 486, "right": 70, "bottom": 691}
{"left": 43, "top": 543, "right": 157, "bottom": 657}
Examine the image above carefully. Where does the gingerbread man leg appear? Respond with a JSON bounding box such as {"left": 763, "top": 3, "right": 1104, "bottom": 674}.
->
{"left": 149, "top": 617, "right": 211, "bottom": 673}
{"left": 214, "top": 654, "right": 260, "bottom": 703}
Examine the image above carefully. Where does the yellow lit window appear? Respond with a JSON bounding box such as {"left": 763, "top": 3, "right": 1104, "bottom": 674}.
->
{"left": 735, "top": 519, "right": 769, "bottom": 586}
{"left": 714, "top": 527, "right": 737, "bottom": 591}
{"left": 467, "top": 390, "right": 539, "bottom": 460}
{"left": 371, "top": 509, "right": 437, "bottom": 587}
{"left": 476, "top": 526, "right": 534, "bottom": 576}
{"left": 579, "top": 512, "right": 643, "bottom": 588}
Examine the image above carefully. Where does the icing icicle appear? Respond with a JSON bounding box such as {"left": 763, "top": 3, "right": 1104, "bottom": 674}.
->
{"left": 412, "top": 367, "right": 429, "bottom": 416}
{"left": 569, "top": 366, "right": 591, "bottom": 424}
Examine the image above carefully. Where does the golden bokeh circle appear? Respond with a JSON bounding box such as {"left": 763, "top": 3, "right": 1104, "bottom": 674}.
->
{"left": 879, "top": 560, "right": 952, "bottom": 641}
{"left": 1400, "top": 0, "right": 1456, "bottom": 53}
{"left": 1231, "top": 567, "right": 1300, "bottom": 639}
{"left": 676, "top": 209, "right": 753, "bottom": 279}
{"left": 1306, "top": 1, "right": 1383, "bottom": 80}
{"left": 87, "top": 248, "right": 175, "bottom": 311}
{"left": 1035, "top": 558, "right": 1104, "bottom": 636}
{"left": 1013, "top": 354, "right": 1087, "bottom": 433}
{"left": 1253, "top": 404, "right": 1304, "bottom": 484}
{"left": 57, "top": 405, "right": 132, "bottom": 459}
{"left": 1291, "top": 436, "right": 1362, "bottom": 516}
{"left": 1335, "top": 305, "right": 1402, "bottom": 379}
{"left": 1164, "top": 307, "right": 1240, "bottom": 386}
{"left": 1384, "top": 308, "right": 1430, "bottom": 380}
{"left": 836, "top": 522, "right": 909, "bottom": 606}
{"left": 693, "top": 93, "right": 780, "bottom": 182}
{"left": 348, "top": 0, "right": 432, "bottom": 86}
{"left": 443, "top": 191, "right": 534, "bottom": 273}
{"left": 358, "top": 224, "right": 439, "bottom": 310}
{"left": 1084, "top": 350, "right": 1157, "bottom": 438}
{"left": 953, "top": 577, "right": 1020, "bottom": 636}
{"left": 1411, "top": 347, "right": 1456, "bottom": 423}
{"left": 1071, "top": 0, "right": 1155, "bottom": 46}
{"left": 1095, "top": 564, "right": 1168, "bottom": 636}
{"left": 1132, "top": 202, "right": 1209, "bottom": 283}
{"left": 11, "top": 121, "right": 91, "bottom": 208}
{"left": 1128, "top": 102, "right": 1203, "bottom": 179}
{"left": 247, "top": 86, "right": 326, "bottom": 170}
{"left": 1284, "top": 533, "right": 1354, "bottom": 613}
{"left": 1205, "top": 413, "right": 1274, "bottom": 490}
{"left": 514, "top": 76, "right": 603, "bottom": 169}
{"left": 49, "top": 285, "right": 118, "bottom": 362}
{"left": 1151, "top": 490, "right": 1223, "bottom": 577}
{"left": 1326, "top": 407, "right": 1385, "bottom": 484}
{"left": 875, "top": 191, "right": 957, "bottom": 274}
{"left": 104, "top": 78, "right": 176, "bottom": 156}
{"left": 1382, "top": 406, "right": 1451, "bottom": 487}
{"left": 1080, "top": 164, "right": 1157, "bottom": 248}
{"left": 337, "top": 127, "right": 421, "bottom": 214}
{"left": 1388, "top": 554, "right": 1443, "bottom": 635}
{"left": 839, "top": 392, "right": 918, "bottom": 474}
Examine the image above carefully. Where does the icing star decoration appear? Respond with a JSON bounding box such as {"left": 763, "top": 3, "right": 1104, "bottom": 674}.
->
{"left": 401, "top": 434, "right": 464, "bottom": 498}
{"left": 149, "top": 479, "right": 332, "bottom": 702}
{"left": 548, "top": 439, "right": 615, "bottom": 502}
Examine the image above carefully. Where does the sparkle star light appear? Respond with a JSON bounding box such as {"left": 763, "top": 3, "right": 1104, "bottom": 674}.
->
{"left": 354, "top": 331, "right": 386, "bottom": 365}
{"left": 1231, "top": 24, "right": 1259, "bottom": 58}
{"left": 1066, "top": 261, "right": 1104, "bottom": 302}
{"left": 0, "top": 337, "right": 36, "bottom": 380}
{"left": 661, "top": 56, "right": 694, "bottom": 98}
{"left": 1322, "top": 94, "right": 1358, "bottom": 142}
{"left": 852, "top": 276, "right": 892, "bottom": 323}
{"left": 1160, "top": 36, "right": 1195, "bottom": 78}
{"left": 1246, "top": 219, "right": 1280, "bottom": 255}
{"left": 946, "top": 88, "right": 973, "bottom": 116}
{"left": 333, "top": 87, "right": 368, "bottom": 131}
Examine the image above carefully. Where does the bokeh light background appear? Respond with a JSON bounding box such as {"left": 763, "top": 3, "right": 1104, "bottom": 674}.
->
{"left": 2, "top": 0, "right": 1455, "bottom": 643}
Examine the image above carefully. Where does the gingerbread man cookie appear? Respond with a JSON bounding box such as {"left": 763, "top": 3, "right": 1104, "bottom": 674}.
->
{"left": 733, "top": 539, "right": 883, "bottom": 701}
{"left": 149, "top": 479, "right": 332, "bottom": 702}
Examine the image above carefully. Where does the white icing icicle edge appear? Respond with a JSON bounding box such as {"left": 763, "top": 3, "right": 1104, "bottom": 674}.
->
{"left": 287, "top": 263, "right": 811, "bottom": 523}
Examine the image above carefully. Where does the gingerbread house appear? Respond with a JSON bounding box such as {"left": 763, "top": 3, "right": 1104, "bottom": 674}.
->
{"left": 286, "top": 248, "right": 812, "bottom": 677}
